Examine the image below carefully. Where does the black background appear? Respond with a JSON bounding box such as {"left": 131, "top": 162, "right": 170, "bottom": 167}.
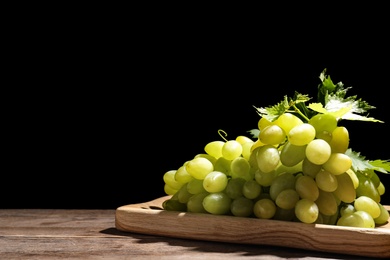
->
{"left": 3, "top": 17, "right": 390, "bottom": 209}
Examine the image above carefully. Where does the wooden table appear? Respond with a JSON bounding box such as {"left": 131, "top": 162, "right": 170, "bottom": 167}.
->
{"left": 0, "top": 209, "right": 382, "bottom": 260}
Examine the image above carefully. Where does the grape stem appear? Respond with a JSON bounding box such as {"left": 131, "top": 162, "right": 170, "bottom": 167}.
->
{"left": 290, "top": 103, "right": 310, "bottom": 122}
{"left": 218, "top": 129, "right": 228, "bottom": 142}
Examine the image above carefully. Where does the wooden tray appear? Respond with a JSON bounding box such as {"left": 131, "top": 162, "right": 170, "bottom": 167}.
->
{"left": 115, "top": 196, "right": 390, "bottom": 258}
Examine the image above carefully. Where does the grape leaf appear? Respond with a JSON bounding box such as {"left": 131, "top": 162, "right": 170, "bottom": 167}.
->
{"left": 346, "top": 149, "right": 389, "bottom": 174}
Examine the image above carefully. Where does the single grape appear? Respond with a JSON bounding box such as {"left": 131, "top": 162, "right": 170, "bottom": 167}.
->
{"left": 253, "top": 198, "right": 276, "bottom": 219}
{"left": 322, "top": 153, "right": 352, "bottom": 175}
{"left": 280, "top": 141, "right": 306, "bottom": 167}
{"left": 230, "top": 157, "right": 252, "bottom": 181}
{"left": 254, "top": 169, "right": 276, "bottom": 187}
{"left": 329, "top": 126, "right": 349, "bottom": 153}
{"left": 225, "top": 177, "right": 246, "bottom": 199}
{"left": 269, "top": 172, "right": 296, "bottom": 201}
{"left": 275, "top": 112, "right": 303, "bottom": 134}
{"left": 230, "top": 197, "right": 254, "bottom": 217}
{"left": 287, "top": 123, "right": 316, "bottom": 146}
{"left": 256, "top": 144, "right": 280, "bottom": 173}
{"left": 275, "top": 189, "right": 299, "bottom": 210}
{"left": 315, "top": 170, "right": 338, "bottom": 192}
{"left": 186, "top": 157, "right": 214, "bottom": 180}
{"left": 163, "top": 170, "right": 183, "bottom": 190}
{"left": 374, "top": 203, "right": 390, "bottom": 225}
{"left": 242, "top": 179, "right": 262, "bottom": 199}
{"left": 354, "top": 195, "right": 381, "bottom": 219}
{"left": 175, "top": 165, "right": 194, "bottom": 184}
{"left": 295, "top": 199, "right": 319, "bottom": 224}
{"left": 222, "top": 140, "right": 243, "bottom": 160}
{"left": 305, "top": 139, "right": 331, "bottom": 165}
{"left": 186, "top": 178, "right": 207, "bottom": 194}
{"left": 302, "top": 157, "right": 322, "bottom": 178}
{"left": 333, "top": 172, "right": 356, "bottom": 203}
{"left": 187, "top": 192, "right": 209, "bottom": 213}
{"left": 315, "top": 189, "right": 338, "bottom": 216}
{"left": 203, "top": 171, "right": 228, "bottom": 193}
{"left": 259, "top": 124, "right": 286, "bottom": 145}
{"left": 308, "top": 113, "right": 337, "bottom": 142}
{"left": 295, "top": 175, "right": 319, "bottom": 201}
{"left": 203, "top": 192, "right": 232, "bottom": 215}
{"left": 204, "top": 140, "right": 224, "bottom": 159}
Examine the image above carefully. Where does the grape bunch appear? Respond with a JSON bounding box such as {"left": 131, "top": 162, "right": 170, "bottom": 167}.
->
{"left": 162, "top": 70, "right": 390, "bottom": 228}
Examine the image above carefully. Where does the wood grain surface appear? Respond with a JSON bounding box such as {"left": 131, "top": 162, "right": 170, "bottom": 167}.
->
{"left": 115, "top": 196, "right": 390, "bottom": 259}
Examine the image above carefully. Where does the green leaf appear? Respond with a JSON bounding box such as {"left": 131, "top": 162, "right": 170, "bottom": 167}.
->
{"left": 247, "top": 129, "right": 260, "bottom": 139}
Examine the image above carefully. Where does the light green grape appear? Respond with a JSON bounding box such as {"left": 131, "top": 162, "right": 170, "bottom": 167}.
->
{"left": 175, "top": 165, "right": 194, "bottom": 184}
{"left": 253, "top": 198, "right": 276, "bottom": 219}
{"left": 339, "top": 203, "right": 355, "bottom": 216}
{"left": 333, "top": 172, "right": 356, "bottom": 203}
{"left": 269, "top": 172, "right": 296, "bottom": 201}
{"left": 295, "top": 175, "right": 319, "bottom": 201}
{"left": 254, "top": 169, "right": 276, "bottom": 187}
{"left": 203, "top": 192, "right": 231, "bottom": 215}
{"left": 273, "top": 206, "right": 295, "bottom": 221}
{"left": 315, "top": 170, "right": 338, "bottom": 192}
{"left": 305, "top": 139, "right": 331, "bottom": 165}
{"left": 259, "top": 124, "right": 286, "bottom": 145}
{"left": 241, "top": 141, "right": 254, "bottom": 161}
{"left": 256, "top": 145, "right": 280, "bottom": 173}
{"left": 230, "top": 157, "right": 252, "bottom": 181}
{"left": 275, "top": 112, "right": 303, "bottom": 134}
{"left": 177, "top": 183, "right": 193, "bottom": 203}
{"left": 164, "top": 184, "right": 179, "bottom": 195}
{"left": 302, "top": 157, "right": 322, "bottom": 178}
{"left": 337, "top": 212, "right": 365, "bottom": 228}
{"left": 322, "top": 153, "right": 352, "bottom": 175}
{"left": 214, "top": 157, "right": 232, "bottom": 176}
{"left": 187, "top": 192, "right": 209, "bottom": 213}
{"left": 163, "top": 170, "right": 183, "bottom": 190}
{"left": 194, "top": 153, "right": 217, "bottom": 165}
{"left": 295, "top": 199, "right": 319, "bottom": 224}
{"left": 225, "top": 177, "right": 246, "bottom": 199}
{"left": 236, "top": 135, "right": 253, "bottom": 144}
{"left": 203, "top": 171, "right": 228, "bottom": 193}
{"left": 280, "top": 141, "right": 306, "bottom": 167}
{"left": 258, "top": 117, "right": 273, "bottom": 131}
{"left": 329, "top": 126, "right": 349, "bottom": 153}
{"left": 204, "top": 140, "right": 224, "bottom": 159}
{"left": 354, "top": 210, "right": 375, "bottom": 228}
{"left": 275, "top": 189, "right": 299, "bottom": 210}
{"left": 222, "top": 140, "right": 243, "bottom": 160}
{"left": 287, "top": 123, "right": 316, "bottom": 146}
{"left": 186, "top": 157, "right": 214, "bottom": 180}
{"left": 356, "top": 172, "right": 381, "bottom": 203}
{"left": 242, "top": 179, "right": 262, "bottom": 199}
{"left": 308, "top": 113, "right": 337, "bottom": 142}
{"left": 374, "top": 203, "right": 390, "bottom": 225}
{"left": 186, "top": 178, "right": 207, "bottom": 194}
{"left": 230, "top": 197, "right": 254, "bottom": 217}
{"left": 315, "top": 189, "right": 338, "bottom": 216}
{"left": 354, "top": 195, "right": 381, "bottom": 219}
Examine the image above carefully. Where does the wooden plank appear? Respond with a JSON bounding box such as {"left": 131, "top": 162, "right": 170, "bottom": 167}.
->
{"left": 115, "top": 196, "right": 390, "bottom": 259}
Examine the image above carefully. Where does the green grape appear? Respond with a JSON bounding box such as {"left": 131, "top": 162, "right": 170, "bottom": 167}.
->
{"left": 287, "top": 123, "right": 316, "bottom": 146}
{"left": 230, "top": 157, "right": 252, "bottom": 181}
{"left": 273, "top": 206, "right": 295, "bottom": 221}
{"left": 377, "top": 182, "right": 385, "bottom": 196}
{"left": 163, "top": 170, "right": 183, "bottom": 190}
{"left": 302, "top": 157, "right": 322, "bottom": 178}
{"left": 203, "top": 171, "right": 228, "bottom": 193}
{"left": 337, "top": 212, "right": 364, "bottom": 228}
{"left": 354, "top": 195, "right": 381, "bottom": 219}
{"left": 322, "top": 153, "right": 352, "bottom": 175}
{"left": 315, "top": 189, "right": 338, "bottom": 216}
{"left": 253, "top": 198, "right": 276, "bottom": 219}
{"left": 230, "top": 197, "right": 254, "bottom": 217}
{"left": 186, "top": 178, "right": 207, "bottom": 194}
{"left": 275, "top": 189, "right": 299, "bottom": 210}
{"left": 236, "top": 135, "right": 253, "bottom": 144}
{"left": 329, "top": 126, "right": 349, "bottom": 153}
{"left": 254, "top": 169, "right": 276, "bottom": 187}
{"left": 222, "top": 140, "right": 243, "bottom": 160}
{"left": 256, "top": 144, "right": 280, "bottom": 173}
{"left": 214, "top": 157, "right": 232, "bottom": 176}
{"left": 186, "top": 157, "right": 214, "bottom": 180}
{"left": 164, "top": 183, "right": 179, "bottom": 195}
{"left": 333, "top": 172, "right": 356, "bottom": 203}
{"left": 163, "top": 198, "right": 187, "bottom": 212}
{"left": 275, "top": 112, "right": 303, "bottom": 134}
{"left": 275, "top": 161, "right": 303, "bottom": 175}
{"left": 280, "top": 141, "right": 306, "bottom": 167}
{"left": 177, "top": 183, "right": 193, "bottom": 203}
{"left": 204, "top": 140, "right": 224, "bottom": 159}
{"left": 321, "top": 210, "right": 339, "bottom": 225}
{"left": 374, "top": 203, "right": 390, "bottom": 225}
{"left": 295, "top": 175, "right": 319, "bottom": 201}
{"left": 269, "top": 172, "right": 296, "bottom": 201}
{"left": 259, "top": 124, "right": 286, "bottom": 145}
{"left": 369, "top": 171, "right": 381, "bottom": 188}
{"left": 203, "top": 192, "right": 232, "bottom": 215}
{"left": 295, "top": 199, "right": 319, "bottom": 224}
{"left": 339, "top": 203, "right": 355, "bottom": 216}
{"left": 194, "top": 153, "right": 217, "bottom": 165}
{"left": 346, "top": 168, "right": 359, "bottom": 189}
{"left": 241, "top": 141, "right": 254, "bottom": 161}
{"left": 175, "top": 165, "right": 194, "bottom": 184}
{"left": 305, "top": 139, "right": 331, "bottom": 165}
{"left": 354, "top": 210, "right": 375, "bottom": 228}
{"left": 356, "top": 172, "right": 381, "bottom": 203}
{"left": 258, "top": 117, "right": 273, "bottom": 131}
{"left": 308, "top": 113, "right": 337, "bottom": 142}
{"left": 187, "top": 192, "right": 209, "bottom": 213}
{"left": 242, "top": 179, "right": 262, "bottom": 199}
{"left": 225, "top": 177, "right": 246, "bottom": 199}
{"left": 315, "top": 170, "right": 338, "bottom": 192}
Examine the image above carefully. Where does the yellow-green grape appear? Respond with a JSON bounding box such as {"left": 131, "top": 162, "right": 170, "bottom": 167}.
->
{"left": 302, "top": 157, "right": 322, "bottom": 178}
{"left": 214, "top": 157, "right": 232, "bottom": 176}
{"left": 308, "top": 113, "right": 338, "bottom": 142}
{"left": 275, "top": 189, "right": 299, "bottom": 210}
{"left": 280, "top": 141, "right": 306, "bottom": 167}
{"left": 315, "top": 189, "right": 338, "bottom": 216}
{"left": 242, "top": 179, "right": 262, "bottom": 199}
{"left": 241, "top": 141, "right": 254, "bottom": 161}
{"left": 204, "top": 140, "right": 224, "bottom": 159}
{"left": 175, "top": 165, "right": 194, "bottom": 184}
{"left": 187, "top": 192, "right": 209, "bottom": 213}
{"left": 337, "top": 212, "right": 364, "bottom": 228}
{"left": 356, "top": 172, "right": 381, "bottom": 203}
{"left": 225, "top": 177, "right": 246, "bottom": 199}
{"left": 354, "top": 211, "right": 375, "bottom": 228}
{"left": 275, "top": 112, "right": 303, "bottom": 134}
{"left": 222, "top": 140, "right": 243, "bottom": 160}
{"left": 177, "top": 183, "right": 193, "bottom": 203}
{"left": 273, "top": 206, "right": 295, "bottom": 221}
{"left": 164, "top": 183, "right": 179, "bottom": 195}
{"left": 186, "top": 178, "right": 207, "bottom": 194}
{"left": 256, "top": 144, "right": 280, "bottom": 173}
{"left": 329, "top": 126, "right": 349, "bottom": 153}
{"left": 287, "top": 123, "right": 316, "bottom": 146}
{"left": 230, "top": 197, "right": 254, "bottom": 217}
{"left": 295, "top": 199, "right": 319, "bottom": 224}
{"left": 346, "top": 168, "right": 359, "bottom": 189}
{"left": 275, "top": 161, "right": 303, "bottom": 175}
{"left": 194, "top": 153, "right": 217, "bottom": 165}
{"left": 258, "top": 117, "right": 273, "bottom": 131}
{"left": 295, "top": 175, "right": 319, "bottom": 201}
{"left": 369, "top": 171, "right": 381, "bottom": 188}
{"left": 374, "top": 203, "right": 390, "bottom": 225}
{"left": 377, "top": 181, "right": 385, "bottom": 196}
{"left": 269, "top": 172, "right": 296, "bottom": 201}
{"left": 230, "top": 157, "right": 252, "bottom": 181}
{"left": 253, "top": 198, "right": 276, "bottom": 219}
{"left": 339, "top": 203, "right": 355, "bottom": 216}
{"left": 322, "top": 153, "right": 352, "bottom": 175}
{"left": 315, "top": 170, "right": 338, "bottom": 192}
{"left": 162, "top": 197, "right": 187, "bottom": 212}
{"left": 163, "top": 170, "right": 183, "bottom": 191}
{"left": 236, "top": 135, "right": 253, "bottom": 144}
{"left": 186, "top": 157, "right": 214, "bottom": 180}
{"left": 333, "top": 172, "right": 356, "bottom": 203}
{"left": 202, "top": 192, "right": 231, "bottom": 215}
{"left": 305, "top": 139, "right": 331, "bottom": 165}
{"left": 254, "top": 169, "right": 276, "bottom": 187}
{"left": 354, "top": 195, "right": 381, "bottom": 219}
{"left": 259, "top": 124, "right": 286, "bottom": 145}
{"left": 203, "top": 171, "right": 228, "bottom": 193}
